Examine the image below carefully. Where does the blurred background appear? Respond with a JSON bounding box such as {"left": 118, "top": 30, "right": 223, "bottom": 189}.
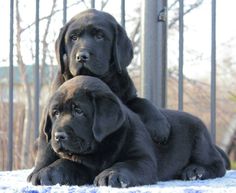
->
{"left": 0, "top": 0, "right": 236, "bottom": 170}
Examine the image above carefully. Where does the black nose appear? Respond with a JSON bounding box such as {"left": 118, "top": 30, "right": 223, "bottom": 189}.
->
{"left": 54, "top": 132, "right": 68, "bottom": 142}
{"left": 76, "top": 51, "right": 90, "bottom": 63}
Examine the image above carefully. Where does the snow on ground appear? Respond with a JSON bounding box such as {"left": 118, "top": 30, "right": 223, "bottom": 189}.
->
{"left": 0, "top": 169, "right": 236, "bottom": 193}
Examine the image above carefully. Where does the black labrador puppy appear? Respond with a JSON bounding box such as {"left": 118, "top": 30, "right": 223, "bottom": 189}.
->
{"left": 52, "top": 8, "right": 170, "bottom": 143}
{"left": 29, "top": 76, "right": 158, "bottom": 187}
{"left": 28, "top": 76, "right": 226, "bottom": 186}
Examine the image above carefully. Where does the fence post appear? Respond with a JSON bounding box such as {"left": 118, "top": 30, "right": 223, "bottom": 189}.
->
{"left": 34, "top": 0, "right": 40, "bottom": 140}
{"left": 211, "top": 0, "right": 216, "bottom": 143}
{"left": 7, "top": 0, "right": 14, "bottom": 171}
{"left": 178, "top": 0, "right": 184, "bottom": 111}
{"left": 141, "top": 0, "right": 168, "bottom": 108}
{"left": 63, "top": 0, "right": 67, "bottom": 25}
{"left": 121, "top": 0, "right": 125, "bottom": 28}
{"left": 91, "top": 0, "right": 95, "bottom": 8}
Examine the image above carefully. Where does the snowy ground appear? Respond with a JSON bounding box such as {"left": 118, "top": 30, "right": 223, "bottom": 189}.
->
{"left": 0, "top": 169, "right": 236, "bottom": 193}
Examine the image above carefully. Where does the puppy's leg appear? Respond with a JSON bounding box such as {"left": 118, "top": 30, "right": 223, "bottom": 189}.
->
{"left": 28, "top": 101, "right": 59, "bottom": 183}
{"left": 31, "top": 159, "right": 93, "bottom": 185}
{"left": 127, "top": 97, "right": 170, "bottom": 144}
{"left": 215, "top": 145, "right": 231, "bottom": 169}
{"left": 51, "top": 71, "right": 66, "bottom": 93}
{"left": 182, "top": 164, "right": 206, "bottom": 180}
{"left": 94, "top": 159, "right": 157, "bottom": 187}
{"left": 182, "top": 160, "right": 225, "bottom": 180}
{"left": 27, "top": 139, "right": 58, "bottom": 183}
{"left": 182, "top": 124, "right": 226, "bottom": 180}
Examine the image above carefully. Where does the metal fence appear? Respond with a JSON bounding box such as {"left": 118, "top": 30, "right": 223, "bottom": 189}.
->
{"left": 4, "top": 0, "right": 218, "bottom": 170}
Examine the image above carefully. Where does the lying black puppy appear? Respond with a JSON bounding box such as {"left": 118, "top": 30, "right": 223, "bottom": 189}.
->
{"left": 29, "top": 76, "right": 157, "bottom": 187}
{"left": 28, "top": 76, "right": 226, "bottom": 186}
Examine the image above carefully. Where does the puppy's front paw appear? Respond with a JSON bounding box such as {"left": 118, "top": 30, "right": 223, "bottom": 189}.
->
{"left": 182, "top": 164, "right": 206, "bottom": 180}
{"left": 27, "top": 170, "right": 48, "bottom": 185}
{"left": 147, "top": 119, "right": 170, "bottom": 145}
{"left": 27, "top": 170, "right": 38, "bottom": 184}
{"left": 152, "top": 134, "right": 168, "bottom": 145}
{"left": 150, "top": 127, "right": 170, "bottom": 145}
{"left": 94, "top": 169, "right": 130, "bottom": 188}
{"left": 29, "top": 160, "right": 77, "bottom": 185}
{"left": 29, "top": 166, "right": 65, "bottom": 185}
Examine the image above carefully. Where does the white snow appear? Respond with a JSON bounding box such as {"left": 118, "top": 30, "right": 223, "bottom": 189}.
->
{"left": 0, "top": 169, "right": 236, "bottom": 193}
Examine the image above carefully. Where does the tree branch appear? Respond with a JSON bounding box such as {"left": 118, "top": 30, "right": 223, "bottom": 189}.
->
{"left": 20, "top": 1, "right": 83, "bottom": 34}
{"left": 101, "top": 0, "right": 109, "bottom": 10}
{"left": 168, "top": 0, "right": 204, "bottom": 29}
{"left": 16, "top": 0, "right": 33, "bottom": 169}
{"left": 168, "top": 0, "right": 178, "bottom": 11}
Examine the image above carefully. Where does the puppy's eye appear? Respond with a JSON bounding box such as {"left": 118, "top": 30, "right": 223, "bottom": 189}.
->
{"left": 52, "top": 109, "right": 60, "bottom": 119}
{"left": 72, "top": 104, "right": 84, "bottom": 116}
{"left": 70, "top": 34, "right": 78, "bottom": 41}
{"left": 94, "top": 31, "right": 104, "bottom": 40}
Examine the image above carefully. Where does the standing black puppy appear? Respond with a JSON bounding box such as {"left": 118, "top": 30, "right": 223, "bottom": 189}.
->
{"left": 28, "top": 76, "right": 226, "bottom": 186}
{"left": 52, "top": 8, "right": 170, "bottom": 143}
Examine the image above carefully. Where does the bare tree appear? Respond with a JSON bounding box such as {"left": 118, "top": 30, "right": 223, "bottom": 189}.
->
{"left": 16, "top": 0, "right": 33, "bottom": 169}
{"left": 168, "top": 0, "right": 204, "bottom": 28}
{"left": 15, "top": 0, "right": 61, "bottom": 168}
{"left": 40, "top": 0, "right": 57, "bottom": 86}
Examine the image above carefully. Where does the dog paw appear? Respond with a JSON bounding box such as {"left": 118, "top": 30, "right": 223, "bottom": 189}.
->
{"left": 153, "top": 135, "right": 168, "bottom": 145}
{"left": 29, "top": 166, "right": 64, "bottom": 185}
{"left": 27, "top": 171, "right": 37, "bottom": 183}
{"left": 94, "top": 169, "right": 131, "bottom": 188}
{"left": 148, "top": 122, "right": 170, "bottom": 145}
{"left": 151, "top": 128, "right": 169, "bottom": 145}
{"left": 182, "top": 165, "right": 206, "bottom": 180}
{"left": 27, "top": 169, "right": 47, "bottom": 185}
{"left": 29, "top": 161, "right": 78, "bottom": 185}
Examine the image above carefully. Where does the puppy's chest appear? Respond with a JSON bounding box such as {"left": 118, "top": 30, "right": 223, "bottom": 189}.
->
{"left": 60, "top": 128, "right": 130, "bottom": 171}
{"left": 60, "top": 148, "right": 126, "bottom": 171}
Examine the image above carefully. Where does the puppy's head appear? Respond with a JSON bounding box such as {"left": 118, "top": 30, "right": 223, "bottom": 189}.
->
{"left": 43, "top": 76, "right": 126, "bottom": 159}
{"left": 55, "top": 9, "right": 133, "bottom": 78}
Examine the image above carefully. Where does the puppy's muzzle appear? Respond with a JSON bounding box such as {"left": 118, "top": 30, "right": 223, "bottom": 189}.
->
{"left": 76, "top": 51, "right": 90, "bottom": 63}
{"left": 54, "top": 131, "right": 68, "bottom": 142}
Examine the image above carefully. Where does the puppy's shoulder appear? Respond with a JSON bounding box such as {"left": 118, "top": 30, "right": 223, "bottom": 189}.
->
{"left": 122, "top": 106, "right": 156, "bottom": 162}
{"left": 125, "top": 106, "right": 146, "bottom": 132}
{"left": 124, "top": 106, "right": 154, "bottom": 144}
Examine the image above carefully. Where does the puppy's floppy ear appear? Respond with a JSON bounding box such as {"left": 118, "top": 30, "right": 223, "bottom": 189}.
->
{"left": 55, "top": 24, "right": 70, "bottom": 75}
{"left": 113, "top": 24, "right": 133, "bottom": 73}
{"left": 40, "top": 106, "right": 52, "bottom": 142}
{"left": 92, "top": 93, "right": 126, "bottom": 142}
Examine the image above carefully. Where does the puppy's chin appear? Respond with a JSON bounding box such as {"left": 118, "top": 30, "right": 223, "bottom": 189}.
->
{"left": 52, "top": 140, "right": 98, "bottom": 161}
{"left": 70, "top": 62, "right": 108, "bottom": 77}
{"left": 58, "top": 151, "right": 99, "bottom": 170}
{"left": 52, "top": 145, "right": 82, "bottom": 163}
{"left": 58, "top": 152, "right": 82, "bottom": 163}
